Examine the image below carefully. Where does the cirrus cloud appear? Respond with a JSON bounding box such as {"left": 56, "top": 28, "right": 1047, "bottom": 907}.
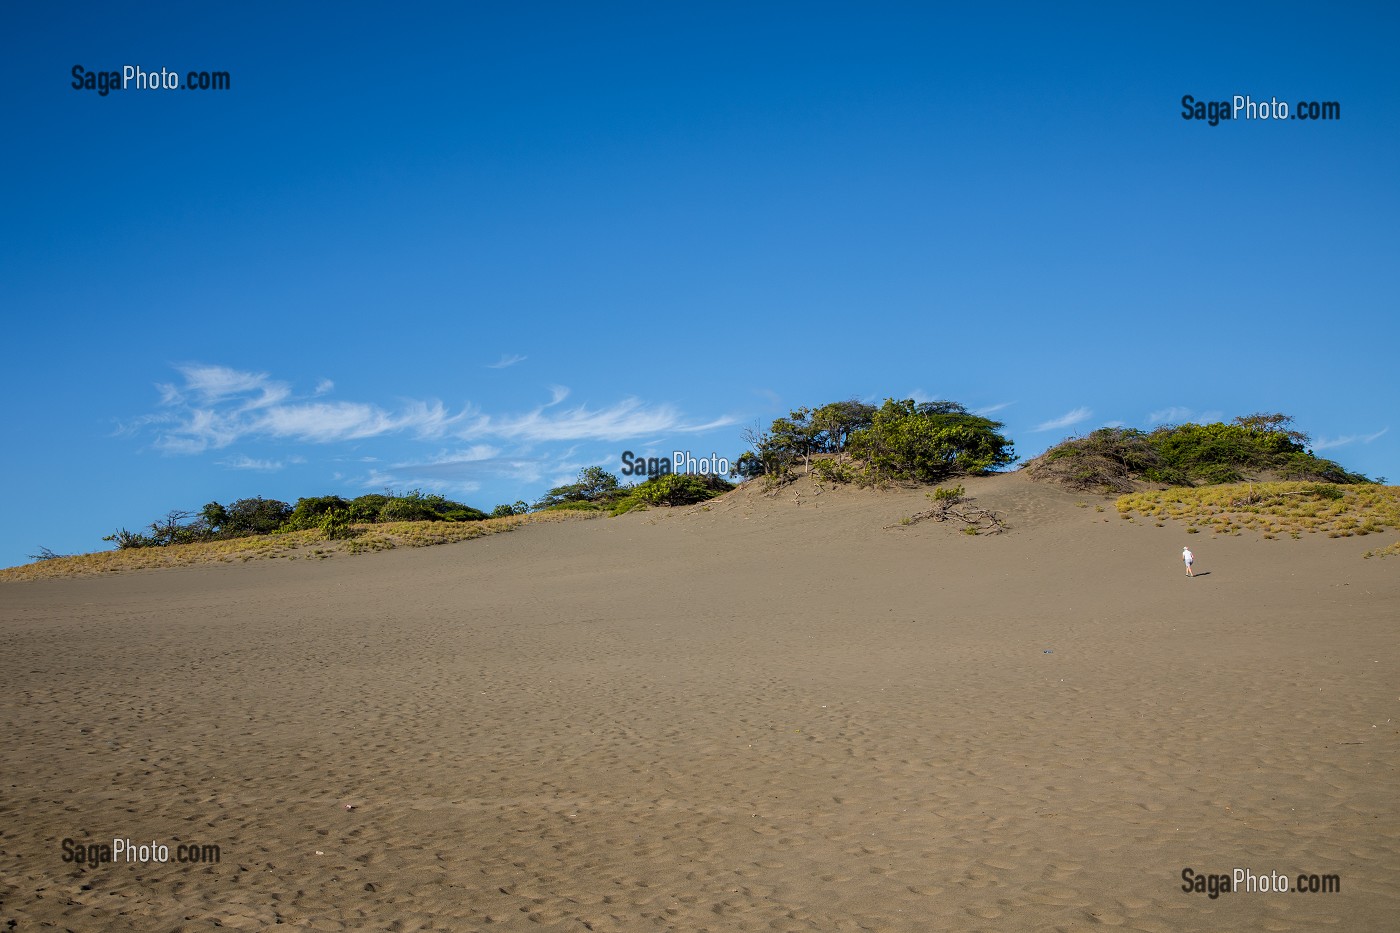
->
{"left": 132, "top": 364, "right": 737, "bottom": 458}
{"left": 1033, "top": 407, "right": 1092, "bottom": 433}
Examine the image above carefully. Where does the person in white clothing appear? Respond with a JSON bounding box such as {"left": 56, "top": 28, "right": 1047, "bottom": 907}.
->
{"left": 1182, "top": 546, "right": 1195, "bottom": 577}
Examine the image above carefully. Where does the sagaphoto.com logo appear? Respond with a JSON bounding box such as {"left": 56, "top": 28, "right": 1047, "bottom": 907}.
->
{"left": 1180, "top": 93, "right": 1339, "bottom": 125}
{"left": 72, "top": 64, "right": 231, "bottom": 96}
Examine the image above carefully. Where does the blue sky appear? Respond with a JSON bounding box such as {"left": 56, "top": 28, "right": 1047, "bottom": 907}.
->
{"left": 3, "top": 2, "right": 1397, "bottom": 566}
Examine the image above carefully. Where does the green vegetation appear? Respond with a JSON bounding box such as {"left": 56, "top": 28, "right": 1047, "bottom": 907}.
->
{"left": 734, "top": 399, "right": 876, "bottom": 478}
{"left": 102, "top": 489, "right": 489, "bottom": 551}
{"left": 849, "top": 400, "right": 1015, "bottom": 482}
{"left": 1027, "top": 414, "right": 1370, "bottom": 493}
{"left": 610, "top": 472, "right": 734, "bottom": 514}
{"left": 347, "top": 494, "right": 391, "bottom": 522}
{"left": 1364, "top": 540, "right": 1400, "bottom": 559}
{"left": 91, "top": 460, "right": 738, "bottom": 560}
{"left": 527, "top": 465, "right": 733, "bottom": 516}
{"left": 892, "top": 484, "right": 1007, "bottom": 535}
{"left": 737, "top": 398, "right": 1014, "bottom": 486}
{"left": 533, "top": 466, "right": 624, "bottom": 511}
{"left": 3, "top": 510, "right": 601, "bottom": 583}
{"left": 47, "top": 405, "right": 1388, "bottom": 572}
{"left": 1116, "top": 481, "right": 1400, "bottom": 540}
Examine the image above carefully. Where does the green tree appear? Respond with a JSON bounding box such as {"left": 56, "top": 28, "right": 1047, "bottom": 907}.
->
{"left": 347, "top": 494, "right": 390, "bottom": 522}
{"left": 285, "top": 495, "right": 351, "bottom": 530}
{"left": 847, "top": 399, "right": 1015, "bottom": 482}
{"left": 1232, "top": 412, "right": 1310, "bottom": 446}
{"left": 222, "top": 498, "right": 293, "bottom": 535}
{"left": 533, "top": 467, "right": 623, "bottom": 510}
{"left": 577, "top": 466, "right": 621, "bottom": 501}
{"left": 811, "top": 399, "right": 876, "bottom": 454}
{"left": 491, "top": 500, "right": 531, "bottom": 518}
{"left": 200, "top": 501, "right": 229, "bottom": 533}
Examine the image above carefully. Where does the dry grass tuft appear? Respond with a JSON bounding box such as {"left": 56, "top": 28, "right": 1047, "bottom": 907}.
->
{"left": 1116, "top": 482, "right": 1400, "bottom": 545}
{"left": 0, "top": 511, "right": 600, "bottom": 582}
{"left": 1363, "top": 540, "right": 1400, "bottom": 559}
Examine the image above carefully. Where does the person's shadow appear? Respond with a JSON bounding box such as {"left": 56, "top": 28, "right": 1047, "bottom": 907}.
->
{"left": 1191, "top": 571, "right": 1211, "bottom": 578}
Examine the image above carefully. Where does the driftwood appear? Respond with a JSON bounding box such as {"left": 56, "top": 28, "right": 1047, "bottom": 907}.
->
{"left": 889, "top": 489, "right": 1008, "bottom": 534}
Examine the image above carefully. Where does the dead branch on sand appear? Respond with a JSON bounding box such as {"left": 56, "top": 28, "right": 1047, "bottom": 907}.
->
{"left": 889, "top": 487, "right": 1008, "bottom": 534}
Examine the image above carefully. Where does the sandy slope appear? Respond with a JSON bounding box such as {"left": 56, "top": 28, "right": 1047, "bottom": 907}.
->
{"left": 1, "top": 473, "right": 1396, "bottom": 931}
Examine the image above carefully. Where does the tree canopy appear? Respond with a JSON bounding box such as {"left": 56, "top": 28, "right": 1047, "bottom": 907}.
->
{"left": 104, "top": 489, "right": 488, "bottom": 550}
{"left": 532, "top": 466, "right": 625, "bottom": 511}
{"left": 737, "top": 397, "right": 1014, "bottom": 484}
{"left": 1028, "top": 413, "right": 1370, "bottom": 491}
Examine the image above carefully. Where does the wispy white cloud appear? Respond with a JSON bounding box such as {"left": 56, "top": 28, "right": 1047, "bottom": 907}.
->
{"left": 421, "top": 445, "right": 502, "bottom": 464}
{"left": 1312, "top": 427, "right": 1388, "bottom": 451}
{"left": 146, "top": 365, "right": 463, "bottom": 453}
{"left": 466, "top": 397, "right": 737, "bottom": 443}
{"left": 159, "top": 364, "right": 292, "bottom": 412}
{"left": 219, "top": 455, "right": 284, "bottom": 471}
{"left": 974, "top": 401, "right": 1013, "bottom": 416}
{"left": 1147, "top": 406, "right": 1193, "bottom": 425}
{"left": 487, "top": 353, "right": 527, "bottom": 369}
{"left": 1034, "top": 407, "right": 1092, "bottom": 433}
{"left": 361, "top": 468, "right": 483, "bottom": 496}
{"left": 1146, "top": 406, "right": 1221, "bottom": 426}
{"left": 255, "top": 399, "right": 461, "bottom": 443}
{"left": 366, "top": 446, "right": 543, "bottom": 490}
{"left": 314, "top": 379, "right": 334, "bottom": 396}
{"left": 137, "top": 367, "right": 735, "bottom": 459}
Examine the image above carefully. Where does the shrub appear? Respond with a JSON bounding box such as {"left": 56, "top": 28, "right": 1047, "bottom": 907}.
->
{"left": 223, "top": 498, "right": 293, "bottom": 536}
{"left": 1303, "top": 483, "right": 1344, "bottom": 500}
{"left": 736, "top": 400, "right": 877, "bottom": 478}
{"left": 1029, "top": 414, "right": 1372, "bottom": 491}
{"left": 377, "top": 490, "right": 487, "bottom": 523}
{"left": 377, "top": 496, "right": 435, "bottom": 523}
{"left": 846, "top": 399, "right": 1015, "bottom": 483}
{"left": 318, "top": 510, "right": 358, "bottom": 540}
{"left": 440, "top": 506, "right": 489, "bottom": 522}
{"left": 811, "top": 457, "right": 856, "bottom": 484}
{"left": 347, "top": 494, "right": 390, "bottom": 522}
{"left": 533, "top": 467, "right": 624, "bottom": 510}
{"left": 729, "top": 450, "right": 769, "bottom": 479}
{"left": 284, "top": 495, "right": 351, "bottom": 530}
{"left": 613, "top": 473, "right": 734, "bottom": 512}
{"left": 200, "top": 501, "right": 229, "bottom": 531}
{"left": 103, "top": 527, "right": 154, "bottom": 549}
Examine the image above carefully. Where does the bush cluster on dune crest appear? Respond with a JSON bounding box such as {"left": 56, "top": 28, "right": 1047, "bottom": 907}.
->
{"left": 610, "top": 473, "right": 734, "bottom": 515}
{"left": 734, "top": 397, "right": 1015, "bottom": 487}
{"left": 4, "top": 510, "right": 605, "bottom": 582}
{"left": 102, "top": 489, "right": 489, "bottom": 551}
{"left": 1026, "top": 413, "right": 1371, "bottom": 493}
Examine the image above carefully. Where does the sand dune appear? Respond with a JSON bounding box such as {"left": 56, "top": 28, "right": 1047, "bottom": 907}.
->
{"left": 2, "top": 473, "right": 1396, "bottom": 931}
